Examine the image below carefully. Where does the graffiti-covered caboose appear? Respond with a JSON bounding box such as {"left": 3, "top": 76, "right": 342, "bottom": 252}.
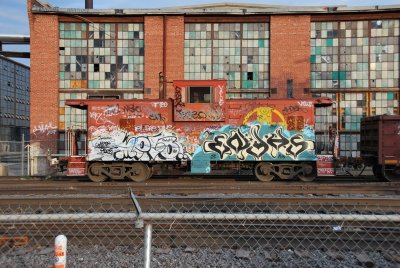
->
{"left": 65, "top": 80, "right": 332, "bottom": 182}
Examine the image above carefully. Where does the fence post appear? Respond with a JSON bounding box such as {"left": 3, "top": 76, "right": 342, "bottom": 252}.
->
{"left": 144, "top": 223, "right": 153, "bottom": 268}
{"left": 21, "top": 134, "right": 25, "bottom": 176}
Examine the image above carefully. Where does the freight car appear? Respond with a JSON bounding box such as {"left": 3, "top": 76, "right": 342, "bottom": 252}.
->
{"left": 360, "top": 115, "right": 400, "bottom": 181}
{"left": 64, "top": 80, "right": 332, "bottom": 182}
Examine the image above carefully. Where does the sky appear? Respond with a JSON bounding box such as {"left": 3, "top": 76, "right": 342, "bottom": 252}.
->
{"left": 1, "top": 0, "right": 399, "bottom": 66}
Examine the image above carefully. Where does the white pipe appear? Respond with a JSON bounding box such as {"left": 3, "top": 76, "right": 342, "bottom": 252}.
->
{"left": 0, "top": 213, "right": 399, "bottom": 222}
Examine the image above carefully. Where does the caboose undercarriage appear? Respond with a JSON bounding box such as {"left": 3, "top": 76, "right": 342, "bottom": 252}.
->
{"left": 85, "top": 161, "right": 317, "bottom": 182}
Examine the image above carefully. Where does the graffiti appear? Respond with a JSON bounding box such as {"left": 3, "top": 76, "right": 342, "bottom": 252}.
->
{"left": 298, "top": 101, "right": 313, "bottom": 107}
{"left": 203, "top": 125, "right": 314, "bottom": 160}
{"left": 149, "top": 112, "right": 166, "bottom": 122}
{"left": 243, "top": 107, "right": 286, "bottom": 127}
{"left": 105, "top": 104, "right": 120, "bottom": 116}
{"left": 135, "top": 124, "right": 165, "bottom": 133}
{"left": 33, "top": 122, "right": 57, "bottom": 136}
{"left": 89, "top": 130, "right": 191, "bottom": 162}
{"left": 174, "top": 87, "right": 185, "bottom": 112}
{"left": 217, "top": 84, "right": 224, "bottom": 106}
{"left": 90, "top": 111, "right": 115, "bottom": 125}
{"left": 177, "top": 110, "right": 207, "bottom": 120}
{"left": 151, "top": 102, "right": 168, "bottom": 108}
{"left": 93, "top": 138, "right": 113, "bottom": 155}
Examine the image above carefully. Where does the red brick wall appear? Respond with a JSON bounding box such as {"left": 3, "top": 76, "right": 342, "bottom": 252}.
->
{"left": 144, "top": 16, "right": 164, "bottom": 99}
{"left": 165, "top": 16, "right": 184, "bottom": 99}
{"left": 28, "top": 3, "right": 59, "bottom": 152}
{"left": 270, "top": 15, "right": 311, "bottom": 99}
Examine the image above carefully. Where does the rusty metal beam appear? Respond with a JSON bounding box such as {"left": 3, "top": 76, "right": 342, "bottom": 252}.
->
{"left": 0, "top": 51, "right": 30, "bottom": 58}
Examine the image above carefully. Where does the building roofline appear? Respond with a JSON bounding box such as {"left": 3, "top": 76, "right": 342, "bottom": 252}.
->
{"left": 0, "top": 55, "right": 30, "bottom": 69}
{"left": 31, "top": 4, "right": 400, "bottom": 16}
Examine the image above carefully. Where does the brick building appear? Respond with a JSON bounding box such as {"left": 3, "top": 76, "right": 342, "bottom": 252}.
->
{"left": 28, "top": 1, "right": 399, "bottom": 159}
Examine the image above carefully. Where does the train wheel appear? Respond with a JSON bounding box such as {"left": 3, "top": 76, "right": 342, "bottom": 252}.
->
{"left": 128, "top": 163, "right": 151, "bottom": 182}
{"left": 298, "top": 163, "right": 316, "bottom": 182}
{"left": 254, "top": 162, "right": 275, "bottom": 182}
{"left": 372, "top": 165, "right": 384, "bottom": 180}
{"left": 382, "top": 165, "right": 400, "bottom": 182}
{"left": 88, "top": 163, "right": 108, "bottom": 182}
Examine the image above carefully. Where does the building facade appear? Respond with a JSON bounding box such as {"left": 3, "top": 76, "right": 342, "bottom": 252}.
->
{"left": 28, "top": 1, "right": 400, "bottom": 160}
{"left": 0, "top": 55, "right": 30, "bottom": 141}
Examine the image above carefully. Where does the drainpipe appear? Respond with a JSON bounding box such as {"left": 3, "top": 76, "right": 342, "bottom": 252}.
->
{"left": 162, "top": 15, "right": 167, "bottom": 100}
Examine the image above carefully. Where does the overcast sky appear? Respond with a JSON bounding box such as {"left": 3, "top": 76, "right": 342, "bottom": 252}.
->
{"left": 1, "top": 0, "right": 399, "bottom": 66}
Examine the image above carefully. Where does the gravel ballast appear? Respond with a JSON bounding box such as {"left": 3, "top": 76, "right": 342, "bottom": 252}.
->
{"left": 1, "top": 246, "right": 399, "bottom": 268}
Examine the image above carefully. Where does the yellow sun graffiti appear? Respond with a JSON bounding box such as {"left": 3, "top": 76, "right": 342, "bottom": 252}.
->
{"left": 243, "top": 107, "right": 287, "bottom": 127}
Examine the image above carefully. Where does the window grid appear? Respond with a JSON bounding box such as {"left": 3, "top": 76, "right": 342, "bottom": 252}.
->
{"left": 88, "top": 23, "right": 116, "bottom": 89}
{"left": 339, "top": 21, "right": 369, "bottom": 88}
{"left": 59, "top": 23, "right": 88, "bottom": 89}
{"left": 311, "top": 19, "right": 400, "bottom": 90}
{"left": 370, "top": 92, "right": 399, "bottom": 115}
{"left": 59, "top": 93, "right": 88, "bottom": 131}
{"left": 59, "top": 22, "right": 144, "bottom": 90}
{"left": 117, "top": 23, "right": 144, "bottom": 89}
{"left": 370, "top": 20, "right": 400, "bottom": 88}
{"left": 184, "top": 22, "right": 269, "bottom": 98}
{"left": 310, "top": 22, "right": 339, "bottom": 89}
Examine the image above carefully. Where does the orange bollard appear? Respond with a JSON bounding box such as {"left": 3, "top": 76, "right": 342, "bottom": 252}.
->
{"left": 54, "top": 234, "right": 67, "bottom": 268}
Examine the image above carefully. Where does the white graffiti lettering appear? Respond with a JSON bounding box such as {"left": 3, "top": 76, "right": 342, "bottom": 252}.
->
{"left": 297, "top": 101, "right": 313, "bottom": 107}
{"left": 203, "top": 125, "right": 314, "bottom": 160}
{"left": 33, "top": 122, "right": 57, "bottom": 136}
{"left": 151, "top": 102, "right": 168, "bottom": 108}
{"left": 89, "top": 130, "right": 191, "bottom": 162}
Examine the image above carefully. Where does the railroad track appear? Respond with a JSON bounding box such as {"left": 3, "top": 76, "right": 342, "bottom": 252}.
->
{"left": 0, "top": 175, "right": 399, "bottom": 196}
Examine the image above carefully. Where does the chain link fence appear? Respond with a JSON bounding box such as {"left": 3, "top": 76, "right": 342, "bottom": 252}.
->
{"left": 0, "top": 139, "right": 29, "bottom": 176}
{"left": 0, "top": 194, "right": 399, "bottom": 267}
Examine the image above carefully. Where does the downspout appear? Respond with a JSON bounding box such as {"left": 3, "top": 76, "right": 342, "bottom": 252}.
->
{"left": 162, "top": 15, "right": 167, "bottom": 100}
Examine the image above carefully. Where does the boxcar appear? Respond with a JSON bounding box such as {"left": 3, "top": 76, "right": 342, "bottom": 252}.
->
{"left": 360, "top": 115, "right": 400, "bottom": 181}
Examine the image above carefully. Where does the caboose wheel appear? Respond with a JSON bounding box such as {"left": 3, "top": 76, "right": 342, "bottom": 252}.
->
{"left": 128, "top": 163, "right": 151, "bottom": 182}
{"left": 254, "top": 162, "right": 275, "bottom": 182}
{"left": 298, "top": 163, "right": 316, "bottom": 182}
{"left": 88, "top": 163, "right": 108, "bottom": 182}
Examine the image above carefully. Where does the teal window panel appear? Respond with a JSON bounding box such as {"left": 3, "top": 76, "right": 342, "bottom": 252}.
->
{"left": 315, "top": 47, "right": 321, "bottom": 55}
{"left": 326, "top": 38, "right": 333, "bottom": 46}
{"left": 310, "top": 55, "right": 316, "bottom": 64}
{"left": 332, "top": 71, "right": 339, "bottom": 80}
{"left": 388, "top": 92, "right": 394, "bottom": 100}
{"left": 258, "top": 40, "right": 265, "bottom": 48}
{"left": 339, "top": 71, "right": 346, "bottom": 80}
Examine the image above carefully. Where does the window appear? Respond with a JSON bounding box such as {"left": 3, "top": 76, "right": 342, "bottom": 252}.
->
{"left": 59, "top": 22, "right": 144, "bottom": 90}
{"left": 184, "top": 22, "right": 270, "bottom": 99}
{"left": 188, "top": 86, "right": 212, "bottom": 103}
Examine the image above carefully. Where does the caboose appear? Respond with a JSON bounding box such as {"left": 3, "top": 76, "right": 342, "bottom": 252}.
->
{"left": 65, "top": 80, "right": 332, "bottom": 182}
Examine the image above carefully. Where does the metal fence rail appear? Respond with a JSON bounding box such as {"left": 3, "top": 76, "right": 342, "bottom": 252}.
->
{"left": 0, "top": 196, "right": 399, "bottom": 266}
